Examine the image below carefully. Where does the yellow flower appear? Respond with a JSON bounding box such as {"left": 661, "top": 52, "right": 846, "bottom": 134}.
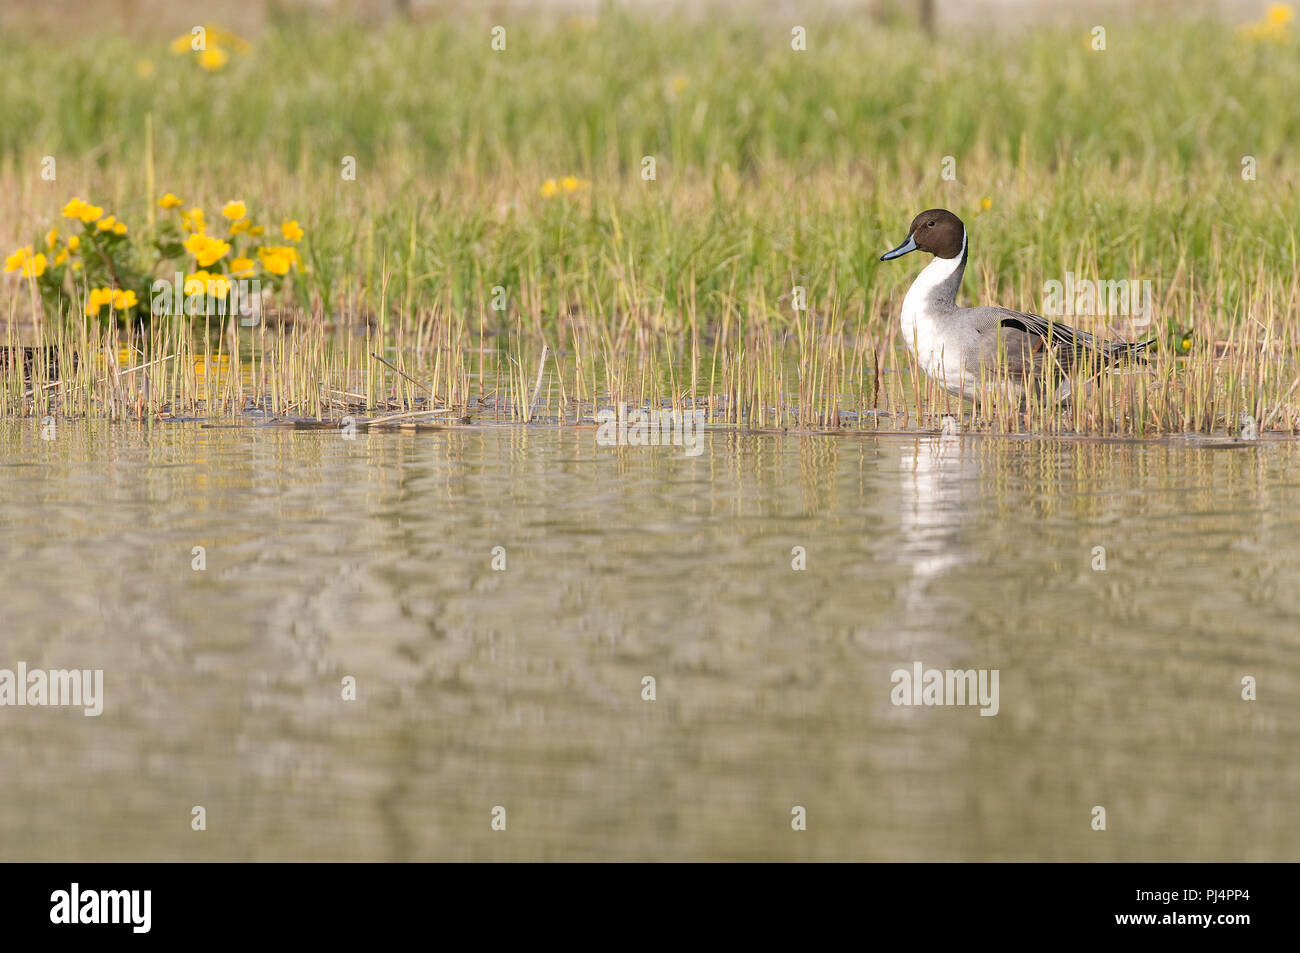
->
{"left": 158, "top": 193, "right": 183, "bottom": 210}
{"left": 184, "top": 233, "right": 231, "bottom": 267}
{"left": 46, "top": 228, "right": 58, "bottom": 249}
{"left": 96, "top": 215, "right": 117, "bottom": 232}
{"left": 113, "top": 221, "right": 128, "bottom": 236}
{"left": 67, "top": 235, "right": 80, "bottom": 252}
{"left": 1268, "top": 3, "right": 1295, "bottom": 26}
{"left": 267, "top": 245, "right": 298, "bottom": 265}
{"left": 261, "top": 254, "right": 290, "bottom": 276}
{"left": 4, "top": 246, "right": 31, "bottom": 272}
{"left": 61, "top": 198, "right": 103, "bottom": 223}
{"left": 280, "top": 219, "right": 304, "bottom": 242}
{"left": 20, "top": 253, "right": 46, "bottom": 277}
{"left": 185, "top": 271, "right": 231, "bottom": 298}
{"left": 540, "top": 178, "right": 559, "bottom": 198}
{"left": 247, "top": 225, "right": 265, "bottom": 237}
{"left": 171, "top": 25, "right": 252, "bottom": 58}
{"left": 257, "top": 245, "right": 298, "bottom": 276}
{"left": 181, "top": 207, "right": 206, "bottom": 234}
{"left": 114, "top": 289, "right": 138, "bottom": 309}
{"left": 54, "top": 248, "right": 68, "bottom": 266}
{"left": 207, "top": 25, "right": 253, "bottom": 54}
{"left": 85, "top": 287, "right": 116, "bottom": 317}
{"left": 198, "top": 46, "right": 229, "bottom": 71}
{"left": 222, "top": 200, "right": 247, "bottom": 221}
{"left": 229, "top": 218, "right": 251, "bottom": 235}
{"left": 561, "top": 176, "right": 579, "bottom": 193}
{"left": 170, "top": 31, "right": 197, "bottom": 55}
{"left": 229, "top": 256, "right": 255, "bottom": 277}
{"left": 204, "top": 240, "right": 233, "bottom": 266}
{"left": 136, "top": 59, "right": 155, "bottom": 78}
{"left": 981, "top": 197, "right": 993, "bottom": 211}
{"left": 1242, "top": 5, "right": 1294, "bottom": 41}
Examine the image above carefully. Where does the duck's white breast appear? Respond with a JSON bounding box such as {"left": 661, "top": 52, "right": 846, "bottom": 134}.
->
{"left": 899, "top": 248, "right": 973, "bottom": 397}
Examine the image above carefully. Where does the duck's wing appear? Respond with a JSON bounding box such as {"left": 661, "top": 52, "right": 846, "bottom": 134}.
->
{"left": 965, "top": 307, "right": 1146, "bottom": 381}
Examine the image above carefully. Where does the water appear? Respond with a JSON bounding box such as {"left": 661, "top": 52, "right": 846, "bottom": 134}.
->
{"left": 1, "top": 420, "right": 1296, "bottom": 860}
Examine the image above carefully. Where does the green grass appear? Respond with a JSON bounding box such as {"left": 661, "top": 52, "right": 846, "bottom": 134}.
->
{"left": 3, "top": 7, "right": 1300, "bottom": 434}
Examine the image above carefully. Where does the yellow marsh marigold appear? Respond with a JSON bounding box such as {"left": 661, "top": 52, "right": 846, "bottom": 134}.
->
{"left": 170, "top": 31, "right": 197, "bottom": 54}
{"left": 185, "top": 271, "right": 231, "bottom": 298}
{"left": 85, "top": 286, "right": 135, "bottom": 315}
{"left": 184, "top": 233, "right": 231, "bottom": 267}
{"left": 171, "top": 25, "right": 253, "bottom": 56}
{"left": 96, "top": 215, "right": 117, "bottom": 232}
{"left": 62, "top": 197, "right": 104, "bottom": 223}
{"left": 540, "top": 179, "right": 559, "bottom": 198}
{"left": 222, "top": 201, "right": 247, "bottom": 221}
{"left": 113, "top": 221, "right": 127, "bottom": 235}
{"left": 22, "top": 253, "right": 47, "bottom": 277}
{"left": 67, "top": 235, "right": 80, "bottom": 252}
{"left": 85, "top": 287, "right": 117, "bottom": 316}
{"left": 159, "top": 193, "right": 183, "bottom": 209}
{"left": 257, "top": 245, "right": 298, "bottom": 276}
{"left": 46, "top": 228, "right": 58, "bottom": 249}
{"left": 247, "top": 225, "right": 265, "bottom": 237}
{"left": 1242, "top": 3, "right": 1295, "bottom": 41}
{"left": 4, "top": 247, "right": 31, "bottom": 272}
{"left": 206, "top": 25, "right": 253, "bottom": 54}
{"left": 198, "top": 47, "right": 229, "bottom": 71}
{"left": 4, "top": 247, "right": 35, "bottom": 273}
{"left": 280, "top": 220, "right": 303, "bottom": 242}
{"left": 181, "top": 207, "right": 206, "bottom": 233}
{"left": 260, "top": 255, "right": 290, "bottom": 276}
{"left": 229, "top": 256, "right": 255, "bottom": 277}
{"left": 54, "top": 248, "right": 68, "bottom": 266}
{"left": 229, "top": 218, "right": 251, "bottom": 236}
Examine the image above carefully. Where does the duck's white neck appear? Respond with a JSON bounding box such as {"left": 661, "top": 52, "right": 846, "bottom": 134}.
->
{"left": 903, "top": 231, "right": 967, "bottom": 312}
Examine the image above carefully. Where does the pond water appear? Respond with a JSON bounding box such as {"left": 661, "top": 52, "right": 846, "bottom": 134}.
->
{"left": 1, "top": 420, "right": 1296, "bottom": 860}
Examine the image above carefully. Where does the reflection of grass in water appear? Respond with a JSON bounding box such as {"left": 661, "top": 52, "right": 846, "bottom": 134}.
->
{"left": 2, "top": 12, "right": 1299, "bottom": 433}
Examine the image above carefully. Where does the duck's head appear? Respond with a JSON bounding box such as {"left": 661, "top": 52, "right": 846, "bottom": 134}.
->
{"left": 880, "top": 208, "right": 966, "bottom": 262}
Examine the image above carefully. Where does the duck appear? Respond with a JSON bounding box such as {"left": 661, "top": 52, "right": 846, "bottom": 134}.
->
{"left": 880, "top": 208, "right": 1150, "bottom": 400}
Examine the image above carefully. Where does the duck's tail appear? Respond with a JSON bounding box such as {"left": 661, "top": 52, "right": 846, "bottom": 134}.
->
{"left": 1104, "top": 337, "right": 1155, "bottom": 366}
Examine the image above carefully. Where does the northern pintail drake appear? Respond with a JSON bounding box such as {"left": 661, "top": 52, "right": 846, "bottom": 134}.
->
{"left": 880, "top": 208, "right": 1150, "bottom": 400}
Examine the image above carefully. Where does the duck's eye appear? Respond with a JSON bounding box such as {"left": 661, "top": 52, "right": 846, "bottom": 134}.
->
{"left": 927, "top": 221, "right": 936, "bottom": 227}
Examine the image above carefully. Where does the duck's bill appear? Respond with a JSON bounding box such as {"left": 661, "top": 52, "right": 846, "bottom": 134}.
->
{"left": 880, "top": 234, "right": 917, "bottom": 261}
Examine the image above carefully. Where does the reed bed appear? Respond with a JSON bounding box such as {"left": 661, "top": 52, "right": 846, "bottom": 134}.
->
{"left": 3, "top": 8, "right": 1299, "bottom": 435}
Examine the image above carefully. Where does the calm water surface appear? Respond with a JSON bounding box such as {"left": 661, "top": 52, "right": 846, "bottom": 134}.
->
{"left": 1, "top": 421, "right": 1297, "bottom": 860}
